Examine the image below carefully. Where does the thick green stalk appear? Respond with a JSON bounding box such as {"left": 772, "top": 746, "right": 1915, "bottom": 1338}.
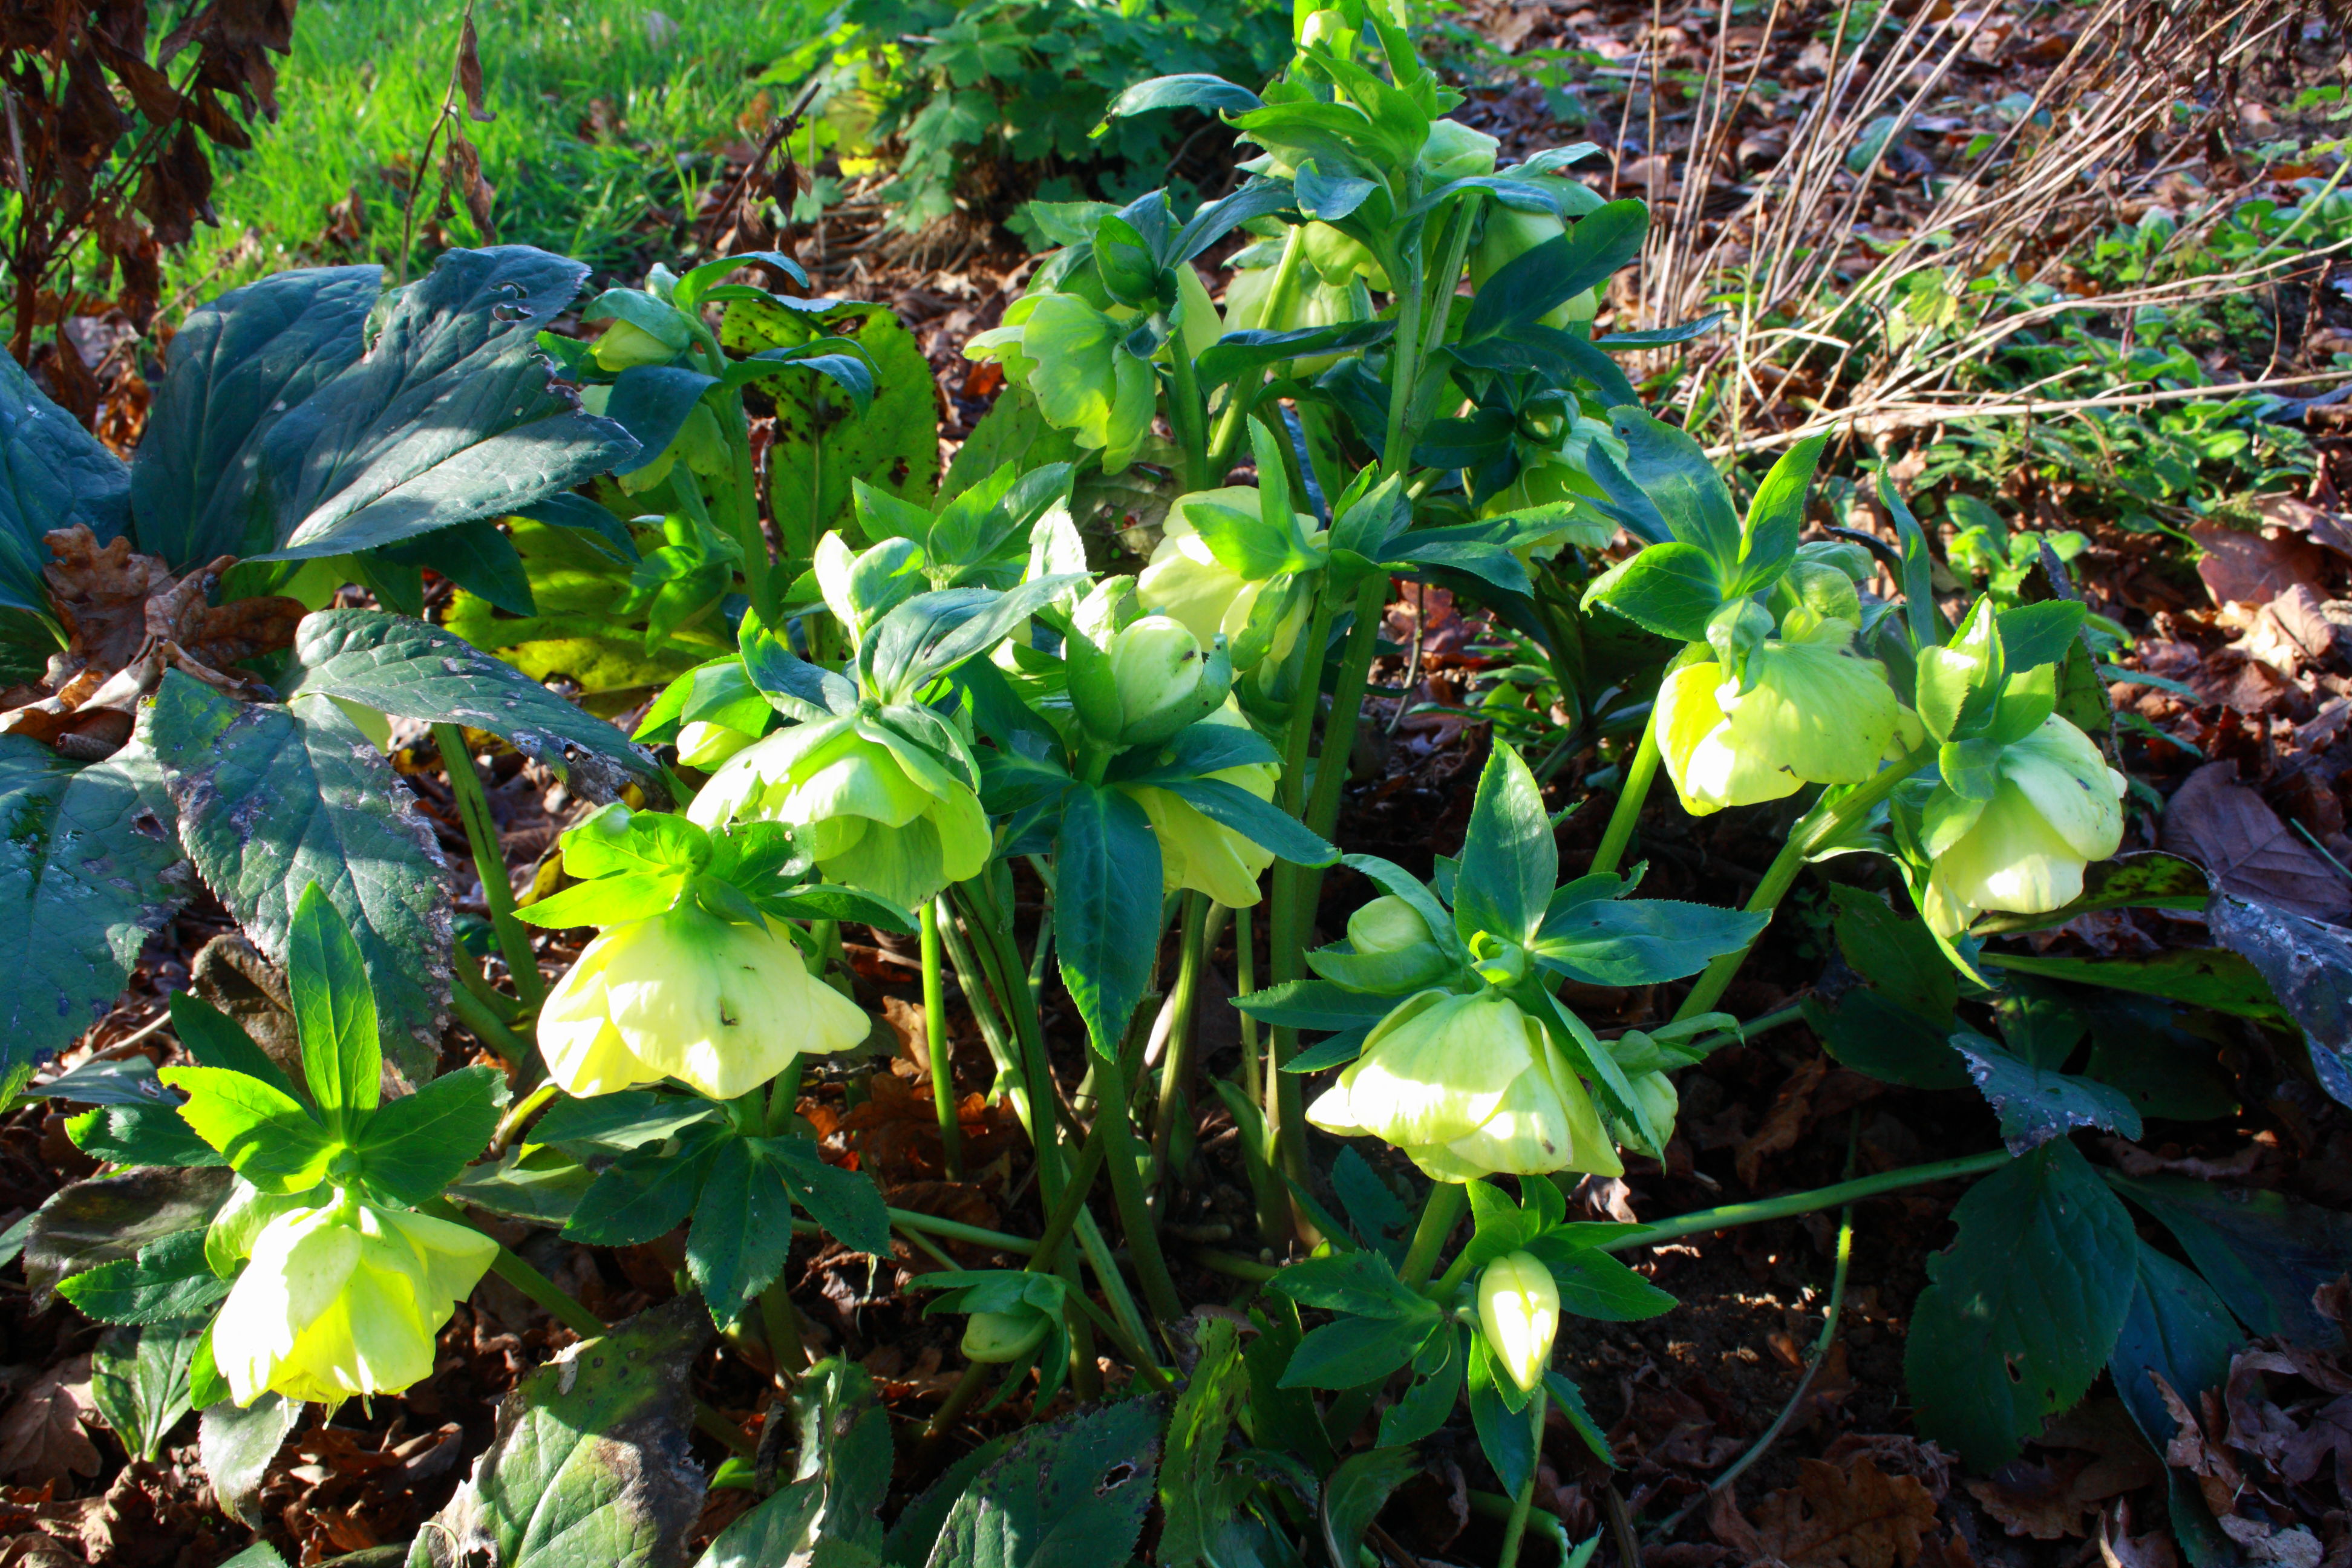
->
{"left": 920, "top": 901, "right": 963, "bottom": 1180}
{"left": 1589, "top": 706, "right": 1662, "bottom": 878}
{"left": 1379, "top": 246, "right": 1426, "bottom": 482}
{"left": 1598, "top": 1149, "right": 2011, "bottom": 1251}
{"left": 1671, "top": 740, "right": 1939, "bottom": 1022}
{"left": 488, "top": 1082, "right": 557, "bottom": 1157}
{"left": 432, "top": 724, "right": 544, "bottom": 1011}
{"left": 1166, "top": 330, "right": 1214, "bottom": 492}
{"left": 918, "top": 1359, "right": 990, "bottom": 1445}
{"left": 1090, "top": 1050, "right": 1184, "bottom": 1325}
{"left": 1301, "top": 571, "right": 1390, "bottom": 846}
{"left": 449, "top": 985, "right": 535, "bottom": 1079}
{"left": 1397, "top": 1180, "right": 1468, "bottom": 1288}
{"left": 759, "top": 1285, "right": 808, "bottom": 1380}
{"left": 1206, "top": 226, "right": 1308, "bottom": 477}
{"left": 1148, "top": 893, "right": 1211, "bottom": 1187}
{"left": 1495, "top": 1389, "right": 1550, "bottom": 1568}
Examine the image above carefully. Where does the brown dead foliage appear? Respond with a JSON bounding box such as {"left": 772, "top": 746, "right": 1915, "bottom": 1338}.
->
{"left": 1712, "top": 1454, "right": 1941, "bottom": 1568}
{"left": 0, "top": 527, "right": 302, "bottom": 761}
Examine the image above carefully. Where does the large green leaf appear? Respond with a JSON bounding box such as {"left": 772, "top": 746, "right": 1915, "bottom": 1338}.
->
{"left": 722, "top": 296, "right": 938, "bottom": 550}
{"left": 90, "top": 1322, "right": 202, "bottom": 1463}
{"left": 251, "top": 247, "right": 638, "bottom": 561}
{"left": 200, "top": 1393, "right": 303, "bottom": 1527}
{"left": 2109, "top": 1173, "right": 2352, "bottom": 1344}
{"left": 128, "top": 265, "right": 379, "bottom": 567}
{"left": 1949, "top": 1030, "right": 2142, "bottom": 1154}
{"left": 408, "top": 1296, "right": 710, "bottom": 1568}
{"left": 1904, "top": 1141, "right": 2138, "bottom": 1468}
{"left": 287, "top": 609, "right": 663, "bottom": 802}
{"left": 0, "top": 348, "right": 131, "bottom": 618}
{"left": 1055, "top": 784, "right": 1164, "bottom": 1057}
{"left": 0, "top": 732, "right": 191, "bottom": 1084}
{"left": 145, "top": 672, "right": 451, "bottom": 1085}
{"left": 924, "top": 1396, "right": 1165, "bottom": 1568}
{"left": 1454, "top": 745, "right": 1553, "bottom": 948}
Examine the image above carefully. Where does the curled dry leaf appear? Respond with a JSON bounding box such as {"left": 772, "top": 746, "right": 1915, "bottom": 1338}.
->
{"left": 0, "top": 528, "right": 303, "bottom": 761}
{"left": 1739, "top": 1455, "right": 1942, "bottom": 1568}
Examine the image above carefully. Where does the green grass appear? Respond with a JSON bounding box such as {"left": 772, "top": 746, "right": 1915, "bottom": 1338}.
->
{"left": 166, "top": 0, "right": 829, "bottom": 309}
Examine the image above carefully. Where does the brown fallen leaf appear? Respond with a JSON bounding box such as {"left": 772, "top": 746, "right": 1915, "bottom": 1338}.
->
{"left": 1736, "top": 1054, "right": 1829, "bottom": 1189}
{"left": 1750, "top": 1456, "right": 1941, "bottom": 1568}
{"left": 2190, "top": 519, "right": 2333, "bottom": 609}
{"left": 0, "top": 1359, "right": 101, "bottom": 1486}
{"left": 1964, "top": 1400, "right": 2163, "bottom": 1540}
{"left": 2159, "top": 761, "right": 2351, "bottom": 923}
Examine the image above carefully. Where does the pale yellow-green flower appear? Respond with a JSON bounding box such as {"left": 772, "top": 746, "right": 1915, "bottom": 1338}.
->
{"left": 1136, "top": 487, "right": 1324, "bottom": 667}
{"left": 537, "top": 904, "right": 869, "bottom": 1099}
{"left": 212, "top": 1194, "right": 496, "bottom": 1408}
{"left": 676, "top": 719, "right": 759, "bottom": 769}
{"left": 1477, "top": 1251, "right": 1560, "bottom": 1394}
{"left": 1126, "top": 704, "right": 1279, "bottom": 908}
{"left": 690, "top": 716, "right": 989, "bottom": 909}
{"left": 1923, "top": 715, "right": 2126, "bottom": 935}
{"left": 1306, "top": 989, "right": 1621, "bottom": 1183}
{"left": 1655, "top": 621, "right": 1902, "bottom": 816}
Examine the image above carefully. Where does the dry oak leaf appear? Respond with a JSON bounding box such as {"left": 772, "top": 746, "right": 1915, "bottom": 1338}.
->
{"left": 2160, "top": 762, "right": 2351, "bottom": 924}
{"left": 0, "top": 1359, "right": 100, "bottom": 1486}
{"left": 1750, "top": 1457, "right": 1941, "bottom": 1568}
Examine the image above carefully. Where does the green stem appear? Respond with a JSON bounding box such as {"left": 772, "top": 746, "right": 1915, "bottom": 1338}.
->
{"left": 1397, "top": 1180, "right": 1467, "bottom": 1288}
{"left": 488, "top": 1081, "right": 557, "bottom": 1157}
{"left": 1380, "top": 247, "right": 1426, "bottom": 481}
{"left": 766, "top": 1059, "right": 804, "bottom": 1137}
{"left": 1166, "top": 328, "right": 1213, "bottom": 492}
{"left": 1089, "top": 1050, "right": 1184, "bottom": 1325}
{"left": 1671, "top": 741, "right": 1938, "bottom": 1023}
{"left": 759, "top": 1284, "right": 808, "bottom": 1380}
{"left": 1148, "top": 893, "right": 1211, "bottom": 1189}
{"left": 432, "top": 724, "right": 544, "bottom": 1011}
{"left": 1206, "top": 227, "right": 1307, "bottom": 477}
{"left": 1598, "top": 1148, "right": 2011, "bottom": 1252}
{"left": 1261, "top": 580, "right": 1341, "bottom": 1218}
{"left": 1186, "top": 1245, "right": 1277, "bottom": 1284}
{"left": 1469, "top": 1491, "right": 1575, "bottom": 1567}
{"left": 1590, "top": 705, "right": 1662, "bottom": 878}
{"left": 449, "top": 984, "right": 535, "bottom": 1077}
{"left": 1496, "top": 1389, "right": 1550, "bottom": 1568}
{"left": 883, "top": 1207, "right": 1033, "bottom": 1253}
{"left": 1431, "top": 1243, "right": 1479, "bottom": 1303}
{"left": 919, "top": 1359, "right": 990, "bottom": 1445}
{"left": 1235, "top": 901, "right": 1262, "bottom": 1109}
{"left": 1061, "top": 1289, "right": 1173, "bottom": 1390}
{"left": 1301, "top": 572, "right": 1388, "bottom": 848}
{"left": 920, "top": 901, "right": 963, "bottom": 1180}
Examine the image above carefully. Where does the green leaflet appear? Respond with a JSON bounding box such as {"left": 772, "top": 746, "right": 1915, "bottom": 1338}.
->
{"left": 1904, "top": 1141, "right": 2138, "bottom": 1468}
{"left": 924, "top": 1397, "right": 1165, "bottom": 1568}
{"left": 407, "top": 1297, "right": 710, "bottom": 1568}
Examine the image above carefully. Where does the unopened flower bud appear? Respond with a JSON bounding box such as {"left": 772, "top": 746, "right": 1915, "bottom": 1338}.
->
{"left": 1478, "top": 1251, "right": 1560, "bottom": 1394}
{"left": 961, "top": 1308, "right": 1051, "bottom": 1364}
{"left": 1110, "top": 614, "right": 1210, "bottom": 734}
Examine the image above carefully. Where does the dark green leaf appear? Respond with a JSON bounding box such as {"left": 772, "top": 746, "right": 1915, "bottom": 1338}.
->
{"left": 770, "top": 1137, "right": 892, "bottom": 1256}
{"left": 67, "top": 1102, "right": 223, "bottom": 1169}
{"left": 1279, "top": 1315, "right": 1434, "bottom": 1390}
{"left": 1269, "top": 1252, "right": 1434, "bottom": 1321}
{"left": 1054, "top": 785, "right": 1163, "bottom": 1056}
{"left": 255, "top": 247, "right": 636, "bottom": 562}
{"left": 146, "top": 674, "right": 452, "bottom": 1082}
{"left": 0, "top": 733, "right": 190, "bottom": 1085}
{"left": 1608, "top": 410, "right": 1740, "bottom": 562}
{"left": 1108, "top": 73, "right": 1264, "bottom": 118}
{"left": 407, "top": 1296, "right": 709, "bottom": 1568}
{"left": 603, "top": 365, "right": 722, "bottom": 475}
{"left": 1904, "top": 1141, "right": 2138, "bottom": 1468}
{"left": 1377, "top": 1328, "right": 1462, "bottom": 1446}
{"left": 1232, "top": 980, "right": 1401, "bottom": 1029}
{"left": 2109, "top": 1174, "right": 2352, "bottom": 1344}
{"left": 0, "top": 337, "right": 129, "bottom": 615}
{"left": 1980, "top": 949, "right": 2288, "bottom": 1026}
{"left": 1949, "top": 1030, "right": 2141, "bottom": 1155}
{"left": 1533, "top": 898, "right": 1765, "bottom": 987}
{"left": 1460, "top": 203, "right": 1647, "bottom": 342}
{"left": 125, "top": 266, "right": 371, "bottom": 569}
{"left": 535, "top": 1091, "right": 720, "bottom": 1155}
{"left": 379, "top": 520, "right": 535, "bottom": 616}
{"left": 687, "top": 1135, "right": 794, "bottom": 1327}
{"left": 1995, "top": 601, "right": 2087, "bottom": 672}
{"left": 1579, "top": 542, "right": 1725, "bottom": 642}
{"left": 564, "top": 1128, "right": 725, "bottom": 1247}
{"left": 91, "top": 1323, "right": 201, "bottom": 1463}
{"left": 1802, "top": 990, "right": 1970, "bottom": 1090}
{"left": 58, "top": 1227, "right": 232, "bottom": 1325}
{"left": 1467, "top": 1334, "right": 1536, "bottom": 1494}
{"left": 1320, "top": 1448, "right": 1419, "bottom": 1566}
{"left": 1972, "top": 853, "right": 2210, "bottom": 936}
{"left": 358, "top": 1067, "right": 507, "bottom": 1204}
{"left": 1155, "top": 778, "right": 1336, "bottom": 866}
{"left": 924, "top": 1396, "right": 1164, "bottom": 1568}
{"left": 288, "top": 610, "right": 662, "bottom": 803}
{"left": 2109, "top": 1241, "right": 2242, "bottom": 1465}
{"left": 169, "top": 991, "right": 300, "bottom": 1102}
{"left": 1157, "top": 1318, "right": 1250, "bottom": 1568}
{"left": 200, "top": 1393, "right": 303, "bottom": 1528}
{"left": 1527, "top": 1243, "right": 1678, "bottom": 1321}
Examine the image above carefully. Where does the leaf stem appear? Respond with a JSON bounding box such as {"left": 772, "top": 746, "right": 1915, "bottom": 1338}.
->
{"left": 920, "top": 900, "right": 963, "bottom": 1180}
{"left": 1206, "top": 226, "right": 1307, "bottom": 477}
{"left": 1089, "top": 1050, "right": 1184, "bottom": 1325}
{"left": 1589, "top": 705, "right": 1662, "bottom": 878}
{"left": 433, "top": 724, "right": 545, "bottom": 1011}
{"left": 1670, "top": 741, "right": 1938, "bottom": 1022}
{"left": 1166, "top": 328, "right": 1214, "bottom": 492}
{"left": 1148, "top": 892, "right": 1211, "bottom": 1191}
{"left": 449, "top": 984, "right": 535, "bottom": 1077}
{"left": 1496, "top": 1388, "right": 1550, "bottom": 1568}
{"left": 1398, "top": 1180, "right": 1468, "bottom": 1288}
{"left": 1598, "top": 1148, "right": 2010, "bottom": 1251}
